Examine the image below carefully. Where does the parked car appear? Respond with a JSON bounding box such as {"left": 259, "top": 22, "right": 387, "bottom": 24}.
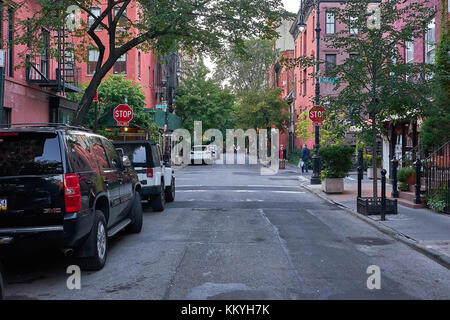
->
{"left": 0, "top": 124, "right": 143, "bottom": 271}
{"left": 206, "top": 145, "right": 220, "bottom": 160}
{"left": 190, "top": 145, "right": 214, "bottom": 165}
{"left": 113, "top": 140, "right": 175, "bottom": 212}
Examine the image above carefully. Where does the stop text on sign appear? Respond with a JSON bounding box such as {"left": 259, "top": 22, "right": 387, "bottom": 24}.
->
{"left": 113, "top": 104, "right": 133, "bottom": 127}
{"left": 309, "top": 106, "right": 326, "bottom": 126}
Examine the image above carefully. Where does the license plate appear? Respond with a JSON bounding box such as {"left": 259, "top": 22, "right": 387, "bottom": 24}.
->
{"left": 0, "top": 198, "right": 6, "bottom": 211}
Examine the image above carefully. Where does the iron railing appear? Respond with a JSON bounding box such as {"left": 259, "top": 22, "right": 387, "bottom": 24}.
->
{"left": 423, "top": 141, "right": 450, "bottom": 214}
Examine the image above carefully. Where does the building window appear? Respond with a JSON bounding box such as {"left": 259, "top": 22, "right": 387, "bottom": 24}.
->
{"left": 88, "top": 7, "right": 101, "bottom": 29}
{"left": 114, "top": 7, "right": 128, "bottom": 29}
{"left": 2, "top": 107, "right": 11, "bottom": 127}
{"left": 41, "top": 30, "right": 50, "bottom": 78}
{"left": 7, "top": 8, "right": 14, "bottom": 77}
{"left": 325, "top": 54, "right": 337, "bottom": 75}
{"left": 425, "top": 18, "right": 435, "bottom": 64}
{"left": 138, "top": 52, "right": 141, "bottom": 79}
{"left": 88, "top": 49, "right": 99, "bottom": 75}
{"left": 349, "top": 16, "right": 358, "bottom": 35}
{"left": 303, "top": 69, "right": 307, "bottom": 96}
{"left": 113, "top": 53, "right": 127, "bottom": 74}
{"left": 405, "top": 40, "right": 414, "bottom": 63}
{"left": 326, "top": 12, "right": 336, "bottom": 35}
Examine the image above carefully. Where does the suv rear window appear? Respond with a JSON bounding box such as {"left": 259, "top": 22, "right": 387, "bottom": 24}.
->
{"left": 0, "top": 132, "right": 63, "bottom": 176}
{"left": 115, "top": 143, "right": 154, "bottom": 167}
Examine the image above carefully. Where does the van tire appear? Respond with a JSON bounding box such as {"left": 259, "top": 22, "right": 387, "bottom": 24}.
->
{"left": 151, "top": 185, "right": 166, "bottom": 212}
{"left": 78, "top": 211, "right": 108, "bottom": 271}
{"left": 165, "top": 177, "right": 175, "bottom": 203}
{"left": 126, "top": 192, "right": 143, "bottom": 234}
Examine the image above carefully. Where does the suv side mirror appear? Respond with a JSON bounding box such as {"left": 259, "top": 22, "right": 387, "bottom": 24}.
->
{"left": 122, "top": 155, "right": 132, "bottom": 168}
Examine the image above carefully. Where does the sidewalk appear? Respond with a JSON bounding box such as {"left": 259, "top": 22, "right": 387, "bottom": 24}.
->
{"left": 286, "top": 163, "right": 450, "bottom": 269}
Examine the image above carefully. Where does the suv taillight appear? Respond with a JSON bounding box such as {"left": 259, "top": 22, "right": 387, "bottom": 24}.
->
{"left": 147, "top": 168, "right": 154, "bottom": 178}
{"left": 64, "top": 174, "right": 81, "bottom": 213}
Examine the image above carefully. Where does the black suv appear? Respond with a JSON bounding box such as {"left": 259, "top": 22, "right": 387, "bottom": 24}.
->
{"left": 0, "top": 125, "right": 143, "bottom": 271}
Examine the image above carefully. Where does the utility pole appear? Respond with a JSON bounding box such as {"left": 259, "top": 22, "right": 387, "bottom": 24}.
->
{"left": 0, "top": 50, "right": 5, "bottom": 126}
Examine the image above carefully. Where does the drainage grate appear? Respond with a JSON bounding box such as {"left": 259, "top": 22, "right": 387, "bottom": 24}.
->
{"left": 347, "top": 237, "right": 394, "bottom": 246}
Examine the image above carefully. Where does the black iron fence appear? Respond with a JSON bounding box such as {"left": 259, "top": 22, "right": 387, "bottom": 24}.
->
{"left": 423, "top": 141, "right": 450, "bottom": 214}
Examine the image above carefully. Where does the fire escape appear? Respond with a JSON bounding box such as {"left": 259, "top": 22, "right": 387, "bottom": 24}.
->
{"left": 26, "top": 25, "right": 81, "bottom": 94}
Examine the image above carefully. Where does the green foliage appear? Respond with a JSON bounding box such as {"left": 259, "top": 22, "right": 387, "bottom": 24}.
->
{"left": 319, "top": 145, "right": 354, "bottom": 179}
{"left": 68, "top": 75, "right": 161, "bottom": 141}
{"left": 214, "top": 39, "right": 279, "bottom": 93}
{"left": 288, "top": 149, "right": 303, "bottom": 165}
{"left": 399, "top": 182, "right": 410, "bottom": 192}
{"left": 176, "top": 59, "right": 235, "bottom": 137}
{"left": 233, "top": 87, "right": 290, "bottom": 131}
{"left": 4, "top": 0, "right": 291, "bottom": 125}
{"left": 426, "top": 186, "right": 448, "bottom": 213}
{"left": 295, "top": 109, "right": 350, "bottom": 148}
{"left": 364, "top": 154, "right": 382, "bottom": 169}
{"left": 421, "top": 0, "right": 450, "bottom": 151}
{"left": 397, "top": 167, "right": 416, "bottom": 183}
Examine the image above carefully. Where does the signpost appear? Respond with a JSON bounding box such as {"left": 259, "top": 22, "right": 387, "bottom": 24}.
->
{"left": 309, "top": 106, "right": 326, "bottom": 127}
{"left": 0, "top": 50, "right": 5, "bottom": 126}
{"left": 113, "top": 104, "right": 133, "bottom": 127}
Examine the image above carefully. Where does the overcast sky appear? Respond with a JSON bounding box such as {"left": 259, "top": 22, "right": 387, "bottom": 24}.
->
{"left": 283, "top": 0, "right": 300, "bottom": 13}
{"left": 204, "top": 1, "right": 299, "bottom": 74}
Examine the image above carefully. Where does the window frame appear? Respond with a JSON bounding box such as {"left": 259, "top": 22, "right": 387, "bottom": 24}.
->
{"left": 405, "top": 40, "right": 414, "bottom": 64}
{"left": 325, "top": 12, "right": 336, "bottom": 35}
{"left": 87, "top": 49, "right": 100, "bottom": 75}
{"left": 425, "top": 18, "right": 436, "bottom": 64}
{"left": 325, "top": 54, "right": 337, "bottom": 76}
{"left": 113, "top": 52, "right": 127, "bottom": 75}
{"left": 88, "top": 7, "right": 101, "bottom": 30}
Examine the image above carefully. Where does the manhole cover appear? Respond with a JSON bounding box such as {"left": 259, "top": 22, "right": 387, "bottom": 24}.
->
{"left": 347, "top": 237, "right": 393, "bottom": 246}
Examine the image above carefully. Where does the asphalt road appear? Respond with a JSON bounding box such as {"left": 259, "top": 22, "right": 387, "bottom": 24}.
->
{"left": 2, "top": 157, "right": 450, "bottom": 300}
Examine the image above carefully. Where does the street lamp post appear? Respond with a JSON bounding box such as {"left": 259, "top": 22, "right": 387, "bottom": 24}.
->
{"left": 298, "top": 0, "right": 321, "bottom": 185}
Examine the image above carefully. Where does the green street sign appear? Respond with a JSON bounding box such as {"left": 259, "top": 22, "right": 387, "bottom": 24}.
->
{"left": 320, "top": 77, "right": 338, "bottom": 84}
{"left": 156, "top": 105, "right": 167, "bottom": 110}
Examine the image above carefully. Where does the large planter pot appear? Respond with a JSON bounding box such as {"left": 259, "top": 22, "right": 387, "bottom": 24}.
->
{"left": 367, "top": 167, "right": 382, "bottom": 180}
{"left": 322, "top": 178, "right": 344, "bottom": 194}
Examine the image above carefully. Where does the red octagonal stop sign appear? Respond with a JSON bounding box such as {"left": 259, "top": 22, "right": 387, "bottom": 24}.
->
{"left": 309, "top": 106, "right": 326, "bottom": 126}
{"left": 114, "top": 104, "right": 133, "bottom": 127}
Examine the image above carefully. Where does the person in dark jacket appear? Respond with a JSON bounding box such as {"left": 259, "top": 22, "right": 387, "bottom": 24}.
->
{"left": 302, "top": 144, "right": 310, "bottom": 173}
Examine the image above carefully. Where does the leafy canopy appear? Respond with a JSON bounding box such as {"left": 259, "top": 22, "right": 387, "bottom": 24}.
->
{"left": 175, "top": 58, "right": 235, "bottom": 137}
{"left": 3, "top": 0, "right": 290, "bottom": 125}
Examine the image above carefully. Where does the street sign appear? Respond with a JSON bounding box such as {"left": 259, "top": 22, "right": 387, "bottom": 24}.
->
{"left": 309, "top": 106, "right": 326, "bottom": 126}
{"left": 114, "top": 104, "right": 133, "bottom": 127}
{"left": 320, "top": 77, "right": 337, "bottom": 84}
{"left": 156, "top": 105, "right": 167, "bottom": 110}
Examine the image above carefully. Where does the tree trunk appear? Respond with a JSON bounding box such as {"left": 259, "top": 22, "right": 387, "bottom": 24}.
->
{"left": 372, "top": 114, "right": 378, "bottom": 199}
{"left": 71, "top": 58, "right": 117, "bottom": 126}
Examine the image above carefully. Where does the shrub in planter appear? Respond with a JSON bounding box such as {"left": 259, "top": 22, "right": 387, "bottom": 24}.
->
{"left": 319, "top": 145, "right": 354, "bottom": 193}
{"left": 426, "top": 186, "right": 448, "bottom": 213}
{"left": 398, "top": 167, "right": 416, "bottom": 186}
{"left": 399, "top": 181, "right": 410, "bottom": 192}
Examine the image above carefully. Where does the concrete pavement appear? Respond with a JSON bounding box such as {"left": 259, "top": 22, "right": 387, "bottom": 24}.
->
{"left": 289, "top": 163, "right": 450, "bottom": 269}
{"left": 1, "top": 158, "right": 449, "bottom": 299}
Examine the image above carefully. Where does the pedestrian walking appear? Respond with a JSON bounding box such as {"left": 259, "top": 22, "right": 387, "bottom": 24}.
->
{"left": 301, "top": 144, "right": 310, "bottom": 173}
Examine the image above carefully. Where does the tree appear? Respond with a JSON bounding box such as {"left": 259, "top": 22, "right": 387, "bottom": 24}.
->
{"left": 175, "top": 59, "right": 235, "bottom": 137}
{"left": 68, "top": 74, "right": 161, "bottom": 140}
{"left": 421, "top": 0, "right": 450, "bottom": 152}
{"left": 214, "top": 39, "right": 280, "bottom": 93}
{"left": 4, "top": 0, "right": 289, "bottom": 125}
{"left": 233, "top": 87, "right": 289, "bottom": 132}
{"left": 295, "top": 109, "right": 350, "bottom": 148}
{"left": 291, "top": 0, "right": 434, "bottom": 198}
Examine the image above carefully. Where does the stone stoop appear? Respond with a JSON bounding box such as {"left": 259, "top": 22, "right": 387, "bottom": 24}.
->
{"left": 397, "top": 191, "right": 426, "bottom": 209}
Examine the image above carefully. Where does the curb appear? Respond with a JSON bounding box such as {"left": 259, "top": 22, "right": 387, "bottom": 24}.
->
{"left": 300, "top": 182, "right": 450, "bottom": 271}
